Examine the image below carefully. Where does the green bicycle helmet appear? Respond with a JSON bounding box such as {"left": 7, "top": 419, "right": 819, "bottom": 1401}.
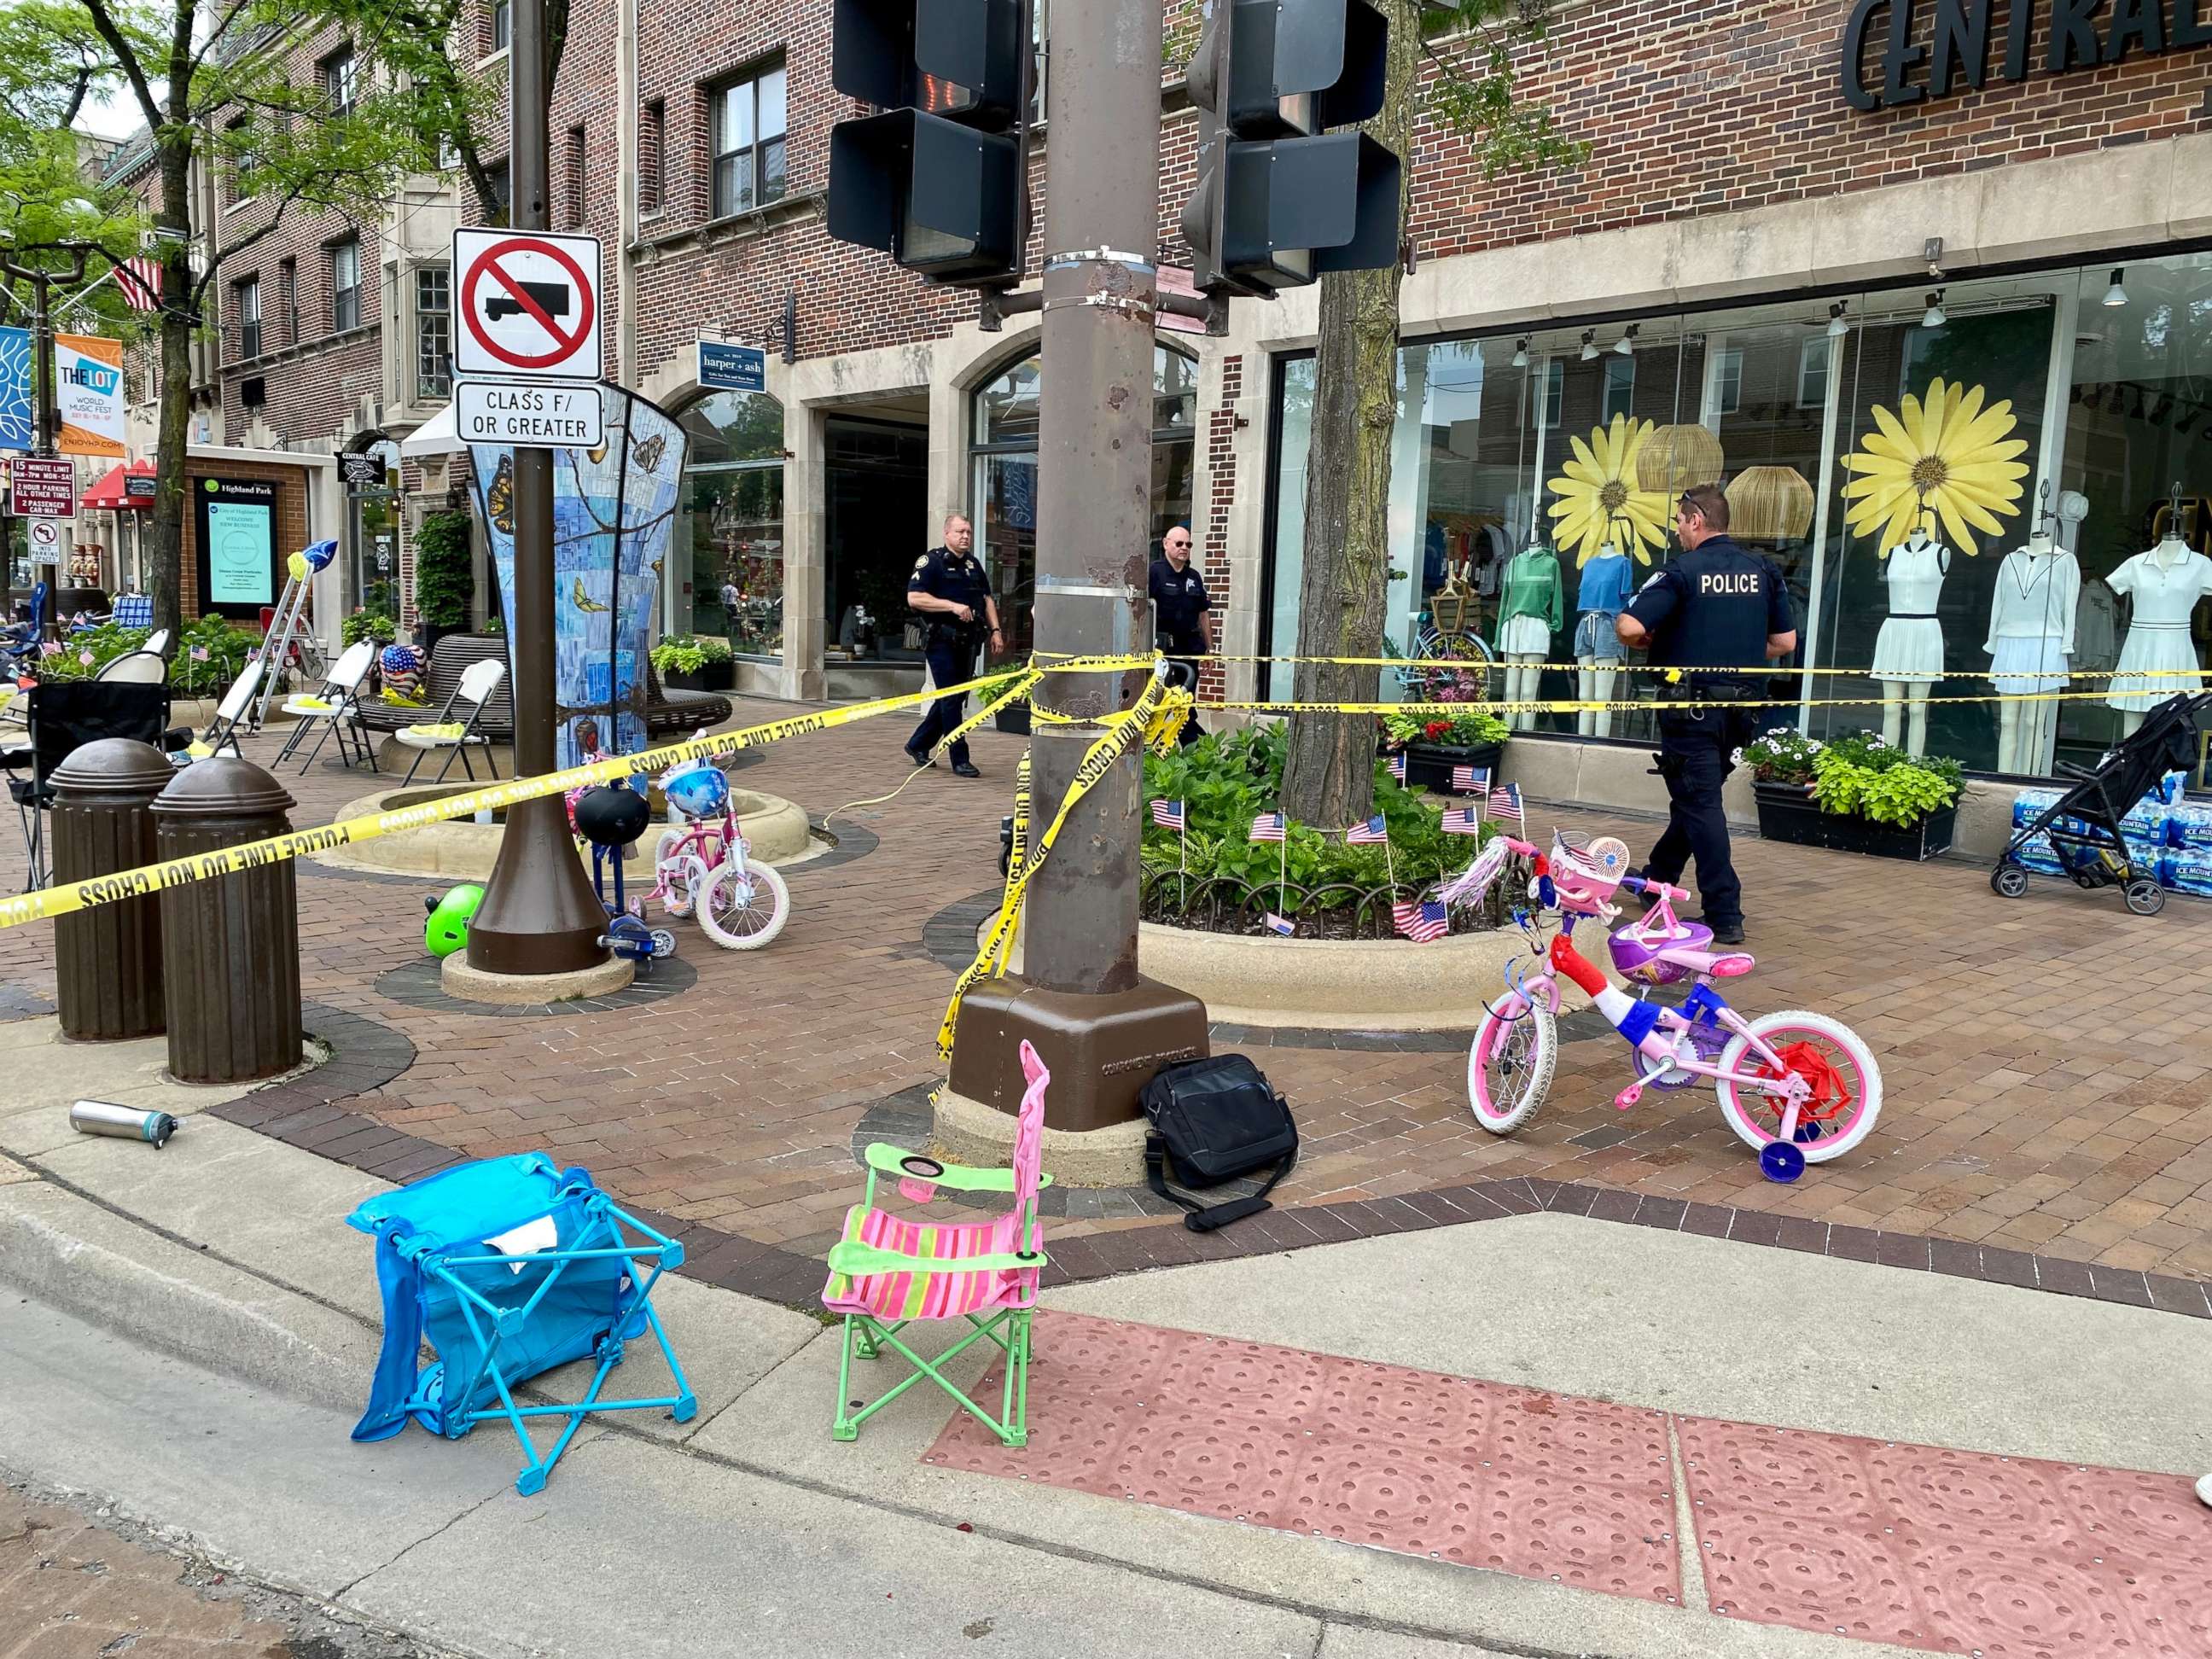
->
{"left": 423, "top": 883, "right": 485, "bottom": 958}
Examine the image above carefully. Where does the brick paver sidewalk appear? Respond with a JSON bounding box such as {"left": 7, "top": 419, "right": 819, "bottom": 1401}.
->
{"left": 6, "top": 696, "right": 2209, "bottom": 1289}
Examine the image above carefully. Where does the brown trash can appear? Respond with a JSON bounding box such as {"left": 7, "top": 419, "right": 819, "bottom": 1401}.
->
{"left": 50, "top": 738, "right": 172, "bottom": 1041}
{"left": 153, "top": 758, "right": 303, "bottom": 1084}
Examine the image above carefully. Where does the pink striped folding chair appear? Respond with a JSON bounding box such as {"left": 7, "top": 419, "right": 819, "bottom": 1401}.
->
{"left": 821, "top": 1040, "right": 1052, "bottom": 1446}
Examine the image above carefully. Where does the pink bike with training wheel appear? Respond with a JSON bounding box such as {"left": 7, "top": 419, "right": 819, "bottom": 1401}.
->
{"left": 1448, "top": 830, "right": 1882, "bottom": 1180}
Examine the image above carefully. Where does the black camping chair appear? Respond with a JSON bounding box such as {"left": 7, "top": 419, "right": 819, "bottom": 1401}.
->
{"left": 4, "top": 681, "right": 183, "bottom": 891}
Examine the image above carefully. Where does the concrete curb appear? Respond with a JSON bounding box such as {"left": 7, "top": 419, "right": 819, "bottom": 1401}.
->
{"left": 0, "top": 1179, "right": 371, "bottom": 1413}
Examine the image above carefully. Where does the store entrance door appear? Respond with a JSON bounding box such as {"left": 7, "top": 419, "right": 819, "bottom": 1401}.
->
{"left": 824, "top": 415, "right": 929, "bottom": 666}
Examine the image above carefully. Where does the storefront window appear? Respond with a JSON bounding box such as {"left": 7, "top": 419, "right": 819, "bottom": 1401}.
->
{"left": 678, "top": 389, "right": 785, "bottom": 657}
{"left": 1260, "top": 259, "right": 2197, "bottom": 778}
{"left": 970, "top": 341, "right": 1197, "bottom": 666}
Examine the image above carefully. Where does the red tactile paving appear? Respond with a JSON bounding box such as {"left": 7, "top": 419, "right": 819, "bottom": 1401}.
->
{"left": 926, "top": 1311, "right": 1683, "bottom": 1604}
{"left": 1678, "top": 1417, "right": 2212, "bottom": 1655}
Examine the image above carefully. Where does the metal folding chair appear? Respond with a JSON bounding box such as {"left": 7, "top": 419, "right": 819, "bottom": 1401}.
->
{"left": 274, "top": 640, "right": 376, "bottom": 773}
{"left": 6, "top": 682, "right": 172, "bottom": 890}
{"left": 347, "top": 1154, "right": 696, "bottom": 1496}
{"left": 191, "top": 659, "right": 265, "bottom": 760}
{"left": 397, "top": 658, "right": 506, "bottom": 786}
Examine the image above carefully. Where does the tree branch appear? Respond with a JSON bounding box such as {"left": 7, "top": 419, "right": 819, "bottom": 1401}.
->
{"left": 71, "top": 0, "right": 161, "bottom": 131}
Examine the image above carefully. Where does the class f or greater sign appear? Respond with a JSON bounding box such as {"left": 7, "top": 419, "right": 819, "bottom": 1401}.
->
{"left": 452, "top": 227, "right": 604, "bottom": 381}
{"left": 455, "top": 380, "right": 606, "bottom": 448}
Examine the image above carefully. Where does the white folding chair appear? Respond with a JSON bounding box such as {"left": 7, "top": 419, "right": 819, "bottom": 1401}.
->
{"left": 96, "top": 650, "right": 169, "bottom": 685}
{"left": 275, "top": 640, "right": 376, "bottom": 773}
{"left": 193, "top": 660, "right": 265, "bottom": 760}
{"left": 397, "top": 658, "right": 506, "bottom": 785}
{"left": 143, "top": 628, "right": 171, "bottom": 658}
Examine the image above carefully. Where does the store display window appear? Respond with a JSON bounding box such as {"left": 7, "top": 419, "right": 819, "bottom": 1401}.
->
{"left": 678, "top": 389, "right": 786, "bottom": 658}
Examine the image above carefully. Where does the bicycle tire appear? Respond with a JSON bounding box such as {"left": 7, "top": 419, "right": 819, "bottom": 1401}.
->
{"left": 696, "top": 857, "right": 790, "bottom": 951}
{"left": 1468, "top": 994, "right": 1556, "bottom": 1134}
{"left": 1714, "top": 1010, "right": 1882, "bottom": 1164}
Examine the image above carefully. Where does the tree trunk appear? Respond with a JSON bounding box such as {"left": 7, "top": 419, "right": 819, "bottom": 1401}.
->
{"left": 1278, "top": 0, "right": 1418, "bottom": 828}
{"left": 144, "top": 137, "right": 195, "bottom": 640}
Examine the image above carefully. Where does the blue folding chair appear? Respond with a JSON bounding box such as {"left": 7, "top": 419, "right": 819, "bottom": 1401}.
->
{"left": 347, "top": 1154, "right": 696, "bottom": 1494}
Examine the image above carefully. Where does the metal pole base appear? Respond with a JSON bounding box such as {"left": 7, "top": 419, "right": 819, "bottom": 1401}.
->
{"left": 946, "top": 974, "right": 1210, "bottom": 1133}
{"left": 465, "top": 796, "right": 611, "bottom": 975}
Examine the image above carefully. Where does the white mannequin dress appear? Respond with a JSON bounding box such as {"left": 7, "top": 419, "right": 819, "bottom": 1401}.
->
{"left": 1871, "top": 538, "right": 1950, "bottom": 684}
{"left": 1983, "top": 544, "right": 2080, "bottom": 691}
{"left": 2104, "top": 544, "right": 2212, "bottom": 711}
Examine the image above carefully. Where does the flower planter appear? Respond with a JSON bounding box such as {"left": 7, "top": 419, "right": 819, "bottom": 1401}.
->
{"left": 699, "top": 660, "right": 736, "bottom": 691}
{"left": 994, "top": 704, "right": 1033, "bottom": 736}
{"left": 1402, "top": 739, "right": 1505, "bottom": 794}
{"left": 1752, "top": 779, "right": 1956, "bottom": 861}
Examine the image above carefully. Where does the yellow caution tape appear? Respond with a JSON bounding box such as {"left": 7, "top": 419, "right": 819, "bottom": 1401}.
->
{"left": 935, "top": 669, "right": 1190, "bottom": 1062}
{"left": 1095, "top": 649, "right": 2212, "bottom": 682}
{"left": 0, "top": 667, "right": 1026, "bottom": 933}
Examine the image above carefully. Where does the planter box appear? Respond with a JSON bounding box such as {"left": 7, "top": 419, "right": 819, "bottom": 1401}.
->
{"left": 665, "top": 662, "right": 734, "bottom": 690}
{"left": 1752, "top": 779, "right": 1956, "bottom": 861}
{"left": 995, "top": 703, "right": 1033, "bottom": 736}
{"left": 1401, "top": 739, "right": 1505, "bottom": 794}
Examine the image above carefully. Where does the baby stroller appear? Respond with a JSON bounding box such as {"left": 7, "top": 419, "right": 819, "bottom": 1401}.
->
{"left": 1991, "top": 691, "right": 2211, "bottom": 915}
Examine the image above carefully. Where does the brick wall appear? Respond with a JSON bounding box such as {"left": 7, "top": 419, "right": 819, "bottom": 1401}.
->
{"left": 1200, "top": 352, "right": 1243, "bottom": 703}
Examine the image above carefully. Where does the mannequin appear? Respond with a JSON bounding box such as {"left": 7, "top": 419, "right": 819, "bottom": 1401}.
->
{"left": 1498, "top": 536, "right": 1563, "bottom": 731}
{"left": 2104, "top": 518, "right": 2212, "bottom": 736}
{"left": 1985, "top": 521, "right": 2081, "bottom": 775}
{"left": 1573, "top": 539, "right": 1633, "bottom": 738}
{"left": 1871, "top": 518, "right": 1950, "bottom": 755}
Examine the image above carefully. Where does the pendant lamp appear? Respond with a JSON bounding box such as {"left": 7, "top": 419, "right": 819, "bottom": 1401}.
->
{"left": 1725, "top": 465, "right": 1816, "bottom": 542}
{"left": 1633, "top": 423, "right": 1726, "bottom": 493}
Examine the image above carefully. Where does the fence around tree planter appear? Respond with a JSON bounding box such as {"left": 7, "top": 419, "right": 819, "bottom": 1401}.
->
{"left": 1139, "top": 870, "right": 1513, "bottom": 940}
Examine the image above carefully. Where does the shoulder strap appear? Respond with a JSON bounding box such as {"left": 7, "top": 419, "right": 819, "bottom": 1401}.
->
{"left": 1144, "top": 1132, "right": 1298, "bottom": 1234}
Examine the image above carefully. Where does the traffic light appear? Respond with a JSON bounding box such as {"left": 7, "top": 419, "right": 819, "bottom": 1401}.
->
{"left": 1182, "top": 0, "right": 1401, "bottom": 298}
{"left": 827, "top": 0, "right": 1031, "bottom": 285}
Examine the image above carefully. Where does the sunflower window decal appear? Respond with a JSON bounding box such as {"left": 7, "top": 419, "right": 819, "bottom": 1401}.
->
{"left": 1546, "top": 414, "right": 1672, "bottom": 567}
{"left": 1839, "top": 377, "right": 2029, "bottom": 556}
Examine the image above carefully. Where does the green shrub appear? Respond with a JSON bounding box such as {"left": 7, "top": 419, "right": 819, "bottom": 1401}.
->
{"left": 38, "top": 622, "right": 151, "bottom": 681}
{"left": 1139, "top": 725, "right": 1509, "bottom": 927}
{"left": 649, "top": 634, "right": 733, "bottom": 675}
{"left": 1380, "top": 706, "right": 1511, "bottom": 748}
{"left": 1747, "top": 728, "right": 1963, "bottom": 826}
{"left": 341, "top": 609, "right": 398, "bottom": 649}
{"left": 413, "top": 510, "right": 475, "bottom": 629}
{"left": 172, "top": 614, "right": 254, "bottom": 696}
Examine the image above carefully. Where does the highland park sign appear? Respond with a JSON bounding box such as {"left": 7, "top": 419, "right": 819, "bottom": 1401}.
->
{"left": 1842, "top": 0, "right": 2212, "bottom": 110}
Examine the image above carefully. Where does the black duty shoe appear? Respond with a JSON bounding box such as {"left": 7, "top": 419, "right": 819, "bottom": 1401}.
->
{"left": 904, "top": 744, "right": 935, "bottom": 769}
{"left": 952, "top": 760, "right": 982, "bottom": 778}
{"left": 1695, "top": 916, "right": 1745, "bottom": 946}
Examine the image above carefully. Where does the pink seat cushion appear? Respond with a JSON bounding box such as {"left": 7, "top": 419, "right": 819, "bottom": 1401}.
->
{"left": 820, "top": 1203, "right": 1039, "bottom": 1321}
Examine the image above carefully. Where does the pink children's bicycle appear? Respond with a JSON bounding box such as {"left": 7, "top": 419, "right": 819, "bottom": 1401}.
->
{"left": 1450, "top": 830, "right": 1882, "bottom": 1180}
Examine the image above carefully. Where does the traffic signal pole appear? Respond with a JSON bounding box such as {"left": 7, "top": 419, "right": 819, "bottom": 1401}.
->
{"left": 945, "top": 0, "right": 1209, "bottom": 1136}
{"left": 464, "top": 0, "right": 610, "bottom": 976}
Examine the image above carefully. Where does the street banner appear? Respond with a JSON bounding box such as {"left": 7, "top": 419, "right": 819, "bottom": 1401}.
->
{"left": 0, "top": 328, "right": 31, "bottom": 451}
{"left": 466, "top": 383, "right": 688, "bottom": 771}
{"left": 56, "top": 335, "right": 125, "bottom": 458}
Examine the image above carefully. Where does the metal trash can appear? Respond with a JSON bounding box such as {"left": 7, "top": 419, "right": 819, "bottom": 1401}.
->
{"left": 50, "top": 737, "right": 172, "bottom": 1040}
{"left": 153, "top": 758, "right": 302, "bottom": 1084}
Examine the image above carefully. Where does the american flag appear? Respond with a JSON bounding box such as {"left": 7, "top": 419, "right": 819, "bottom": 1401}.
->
{"left": 1386, "top": 752, "right": 1407, "bottom": 783}
{"left": 38, "top": 641, "right": 60, "bottom": 658}
{"left": 1263, "top": 911, "right": 1295, "bottom": 936}
{"left": 78, "top": 649, "right": 94, "bottom": 667}
{"left": 1346, "top": 814, "right": 1388, "bottom": 845}
{"left": 189, "top": 645, "right": 210, "bottom": 661}
{"left": 1452, "top": 764, "right": 1490, "bottom": 796}
{"left": 114, "top": 256, "right": 163, "bottom": 313}
{"left": 1250, "top": 812, "right": 1287, "bottom": 843}
{"left": 1150, "top": 798, "right": 1185, "bottom": 832}
{"left": 1491, "top": 783, "right": 1524, "bottom": 830}
{"left": 1394, "top": 899, "right": 1449, "bottom": 942}
{"left": 1440, "top": 806, "right": 1483, "bottom": 835}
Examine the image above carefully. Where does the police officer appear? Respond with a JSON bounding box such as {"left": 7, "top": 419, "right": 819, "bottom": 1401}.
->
{"left": 1616, "top": 484, "right": 1797, "bottom": 946}
{"left": 1148, "top": 525, "right": 1211, "bottom": 746}
{"left": 905, "top": 514, "right": 1002, "bottom": 777}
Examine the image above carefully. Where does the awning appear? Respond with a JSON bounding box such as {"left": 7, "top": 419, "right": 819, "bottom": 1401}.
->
{"left": 400, "top": 401, "right": 462, "bottom": 459}
{"left": 81, "top": 459, "right": 156, "bottom": 510}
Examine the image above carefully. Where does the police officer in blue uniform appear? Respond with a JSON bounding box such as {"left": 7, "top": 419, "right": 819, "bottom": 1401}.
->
{"left": 1148, "top": 524, "right": 1211, "bottom": 746}
{"left": 905, "top": 513, "right": 1002, "bottom": 777}
{"left": 1616, "top": 485, "right": 1797, "bottom": 945}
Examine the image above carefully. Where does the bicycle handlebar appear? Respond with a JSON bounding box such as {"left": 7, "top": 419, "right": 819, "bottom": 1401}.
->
{"left": 1621, "top": 874, "right": 1688, "bottom": 904}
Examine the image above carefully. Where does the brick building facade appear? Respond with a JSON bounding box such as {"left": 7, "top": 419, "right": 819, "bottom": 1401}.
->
{"left": 120, "top": 0, "right": 2212, "bottom": 783}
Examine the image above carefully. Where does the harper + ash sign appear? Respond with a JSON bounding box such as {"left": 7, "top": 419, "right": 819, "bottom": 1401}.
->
{"left": 1842, "top": 0, "right": 2212, "bottom": 111}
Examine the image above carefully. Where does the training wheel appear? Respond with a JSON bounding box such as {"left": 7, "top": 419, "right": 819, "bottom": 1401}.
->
{"left": 649, "top": 928, "right": 678, "bottom": 958}
{"left": 1760, "top": 1140, "right": 1806, "bottom": 1183}
{"left": 1990, "top": 864, "right": 2029, "bottom": 899}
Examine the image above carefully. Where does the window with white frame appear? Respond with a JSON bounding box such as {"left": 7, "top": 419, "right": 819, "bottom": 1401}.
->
{"left": 323, "top": 47, "right": 357, "bottom": 116}
{"left": 416, "top": 267, "right": 451, "bottom": 400}
{"left": 710, "top": 62, "right": 787, "bottom": 219}
{"left": 1540, "top": 358, "right": 1564, "bottom": 427}
{"left": 236, "top": 275, "right": 261, "bottom": 359}
{"left": 1602, "top": 355, "right": 1634, "bottom": 422}
{"left": 1713, "top": 346, "right": 1743, "bottom": 416}
{"left": 330, "top": 236, "right": 362, "bottom": 333}
{"left": 490, "top": 0, "right": 510, "bottom": 52}
{"left": 1797, "top": 335, "right": 1832, "bottom": 408}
